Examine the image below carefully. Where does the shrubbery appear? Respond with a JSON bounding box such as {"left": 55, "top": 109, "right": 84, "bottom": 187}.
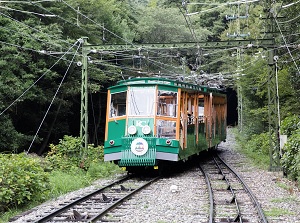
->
{"left": 0, "top": 153, "right": 49, "bottom": 212}
{"left": 0, "top": 135, "right": 121, "bottom": 217}
{"left": 245, "top": 132, "right": 270, "bottom": 156}
{"left": 45, "top": 135, "right": 121, "bottom": 180}
{"left": 280, "top": 115, "right": 300, "bottom": 182}
{"left": 45, "top": 135, "right": 104, "bottom": 172}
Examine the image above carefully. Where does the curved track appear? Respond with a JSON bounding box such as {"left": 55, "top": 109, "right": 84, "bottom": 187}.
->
{"left": 199, "top": 154, "right": 268, "bottom": 223}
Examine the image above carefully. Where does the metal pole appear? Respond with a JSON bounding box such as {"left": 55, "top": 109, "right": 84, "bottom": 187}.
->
{"left": 265, "top": 1, "right": 281, "bottom": 171}
{"left": 80, "top": 37, "right": 89, "bottom": 157}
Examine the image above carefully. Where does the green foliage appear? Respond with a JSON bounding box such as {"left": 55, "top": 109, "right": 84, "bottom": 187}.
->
{"left": 135, "top": 7, "right": 210, "bottom": 43}
{"left": 48, "top": 170, "right": 90, "bottom": 197}
{"left": 46, "top": 135, "right": 104, "bottom": 172}
{"left": 87, "top": 162, "right": 123, "bottom": 179}
{"left": 233, "top": 128, "right": 269, "bottom": 168}
{"left": 264, "top": 207, "right": 295, "bottom": 217}
{"left": 281, "top": 132, "right": 300, "bottom": 182}
{"left": 281, "top": 115, "right": 300, "bottom": 137}
{"left": 0, "top": 153, "right": 50, "bottom": 212}
{"left": 280, "top": 115, "right": 300, "bottom": 182}
{"left": 245, "top": 132, "right": 270, "bottom": 156}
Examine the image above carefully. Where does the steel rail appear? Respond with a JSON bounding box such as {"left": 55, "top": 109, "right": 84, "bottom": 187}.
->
{"left": 213, "top": 157, "right": 243, "bottom": 223}
{"left": 33, "top": 175, "right": 132, "bottom": 223}
{"left": 216, "top": 155, "right": 268, "bottom": 223}
{"left": 89, "top": 176, "right": 160, "bottom": 222}
{"left": 198, "top": 164, "right": 214, "bottom": 223}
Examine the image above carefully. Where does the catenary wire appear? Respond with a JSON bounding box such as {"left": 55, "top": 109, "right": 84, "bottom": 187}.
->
{"left": 0, "top": 11, "right": 73, "bottom": 48}
{"left": 0, "top": 40, "right": 80, "bottom": 116}
{"left": 274, "top": 17, "right": 300, "bottom": 74}
{"left": 0, "top": 39, "right": 75, "bottom": 63}
{"left": 27, "top": 40, "right": 82, "bottom": 154}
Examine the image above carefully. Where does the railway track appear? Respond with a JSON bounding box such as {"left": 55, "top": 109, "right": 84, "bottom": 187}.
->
{"left": 27, "top": 175, "right": 159, "bottom": 223}
{"left": 199, "top": 154, "right": 268, "bottom": 223}
{"left": 10, "top": 153, "right": 270, "bottom": 223}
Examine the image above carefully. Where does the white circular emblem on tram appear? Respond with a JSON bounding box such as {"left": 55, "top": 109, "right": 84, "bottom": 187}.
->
{"left": 131, "top": 138, "right": 148, "bottom": 156}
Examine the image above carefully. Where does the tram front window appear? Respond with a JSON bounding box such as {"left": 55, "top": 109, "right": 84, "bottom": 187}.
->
{"left": 128, "top": 86, "right": 156, "bottom": 116}
{"left": 110, "top": 91, "right": 127, "bottom": 117}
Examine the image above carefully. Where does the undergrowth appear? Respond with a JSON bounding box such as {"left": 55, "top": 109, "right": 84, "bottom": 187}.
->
{"left": 232, "top": 127, "right": 270, "bottom": 169}
{"left": 0, "top": 136, "right": 123, "bottom": 223}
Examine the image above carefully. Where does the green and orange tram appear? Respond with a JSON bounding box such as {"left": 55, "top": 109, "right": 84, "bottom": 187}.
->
{"left": 104, "top": 77, "right": 227, "bottom": 170}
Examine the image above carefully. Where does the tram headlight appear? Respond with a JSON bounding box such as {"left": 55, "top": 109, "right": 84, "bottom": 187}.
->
{"left": 128, "top": 125, "right": 137, "bottom": 135}
{"left": 142, "top": 125, "right": 151, "bottom": 135}
{"left": 109, "top": 140, "right": 115, "bottom": 146}
{"left": 166, "top": 139, "right": 172, "bottom": 145}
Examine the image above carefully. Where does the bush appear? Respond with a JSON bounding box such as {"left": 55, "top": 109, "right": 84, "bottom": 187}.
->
{"left": 45, "top": 135, "right": 122, "bottom": 180}
{"left": 281, "top": 132, "right": 300, "bottom": 182}
{"left": 0, "top": 153, "right": 49, "bottom": 212}
{"left": 245, "top": 132, "right": 270, "bottom": 155}
{"left": 46, "top": 135, "right": 104, "bottom": 172}
{"left": 281, "top": 115, "right": 300, "bottom": 137}
{"left": 87, "top": 162, "right": 122, "bottom": 179}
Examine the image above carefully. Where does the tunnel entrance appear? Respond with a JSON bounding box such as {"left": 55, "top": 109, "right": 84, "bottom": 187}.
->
{"left": 226, "top": 88, "right": 238, "bottom": 126}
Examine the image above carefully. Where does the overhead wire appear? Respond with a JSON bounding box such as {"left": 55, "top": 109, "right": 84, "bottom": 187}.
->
{"left": 0, "top": 39, "right": 75, "bottom": 63}
{"left": 274, "top": 17, "right": 300, "bottom": 74}
{"left": 185, "top": 0, "right": 259, "bottom": 16}
{"left": 61, "top": 0, "right": 188, "bottom": 67}
{"left": 0, "top": 25, "right": 78, "bottom": 60}
{"left": 0, "top": 11, "right": 73, "bottom": 48}
{"left": 0, "top": 0, "right": 56, "bottom": 3}
{"left": 0, "top": 40, "right": 81, "bottom": 116}
{"left": 277, "top": 13, "right": 300, "bottom": 24}
{"left": 28, "top": 1, "right": 96, "bottom": 38}
{"left": 27, "top": 39, "right": 82, "bottom": 154}
{"left": 0, "top": 5, "right": 56, "bottom": 17}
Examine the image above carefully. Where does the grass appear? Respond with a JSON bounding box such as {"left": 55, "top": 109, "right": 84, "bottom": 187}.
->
{"left": 0, "top": 162, "right": 123, "bottom": 223}
{"left": 232, "top": 128, "right": 270, "bottom": 170}
{"left": 264, "top": 207, "right": 295, "bottom": 217}
{"left": 276, "top": 181, "right": 291, "bottom": 190}
{"left": 48, "top": 170, "right": 91, "bottom": 197}
{"left": 271, "top": 196, "right": 299, "bottom": 203}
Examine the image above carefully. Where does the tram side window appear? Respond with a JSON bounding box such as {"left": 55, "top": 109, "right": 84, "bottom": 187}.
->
{"left": 198, "top": 100, "right": 204, "bottom": 123}
{"left": 110, "top": 92, "right": 127, "bottom": 117}
{"left": 157, "top": 90, "right": 177, "bottom": 117}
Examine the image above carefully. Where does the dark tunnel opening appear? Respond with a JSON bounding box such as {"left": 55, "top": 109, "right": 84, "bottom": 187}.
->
{"left": 226, "top": 88, "right": 238, "bottom": 126}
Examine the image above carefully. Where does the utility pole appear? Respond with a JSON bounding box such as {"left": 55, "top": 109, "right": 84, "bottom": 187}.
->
{"left": 80, "top": 37, "right": 89, "bottom": 157}
{"left": 265, "top": 1, "right": 281, "bottom": 171}
{"left": 226, "top": 2, "right": 249, "bottom": 132}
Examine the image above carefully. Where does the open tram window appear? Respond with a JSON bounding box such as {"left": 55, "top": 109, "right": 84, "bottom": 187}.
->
{"left": 110, "top": 91, "right": 127, "bottom": 118}
{"left": 157, "top": 120, "right": 176, "bottom": 139}
{"left": 198, "top": 99, "right": 204, "bottom": 123}
{"left": 157, "top": 90, "right": 178, "bottom": 117}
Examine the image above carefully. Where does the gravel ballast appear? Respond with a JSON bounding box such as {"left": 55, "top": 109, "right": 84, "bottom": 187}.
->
{"left": 9, "top": 128, "right": 300, "bottom": 223}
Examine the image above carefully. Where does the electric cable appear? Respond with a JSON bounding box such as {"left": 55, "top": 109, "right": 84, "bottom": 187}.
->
{"left": 274, "top": 17, "right": 300, "bottom": 75}
{"left": 62, "top": 0, "right": 186, "bottom": 61}
{"left": 27, "top": 39, "right": 82, "bottom": 154}
{"left": 0, "top": 40, "right": 80, "bottom": 116}
{"left": 0, "top": 0, "right": 56, "bottom": 3}
{"left": 0, "top": 11, "right": 73, "bottom": 48}
{"left": 29, "top": 1, "right": 95, "bottom": 37}
{"left": 0, "top": 39, "right": 75, "bottom": 63}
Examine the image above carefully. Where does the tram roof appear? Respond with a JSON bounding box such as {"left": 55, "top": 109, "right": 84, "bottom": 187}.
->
{"left": 108, "top": 77, "right": 225, "bottom": 95}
